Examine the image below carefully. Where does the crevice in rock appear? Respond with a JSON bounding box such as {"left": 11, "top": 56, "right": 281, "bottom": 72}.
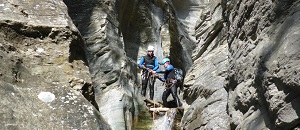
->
{"left": 192, "top": 20, "right": 224, "bottom": 61}
{"left": 11, "top": 58, "right": 23, "bottom": 83}
{"left": 0, "top": 21, "right": 52, "bottom": 39}
{"left": 69, "top": 38, "right": 89, "bottom": 66}
{"left": 253, "top": 70, "right": 274, "bottom": 129}
{"left": 273, "top": 0, "right": 299, "bottom": 20}
{"left": 63, "top": 0, "right": 102, "bottom": 111}
{"left": 244, "top": 3, "right": 255, "bottom": 20}
{"left": 272, "top": 77, "right": 300, "bottom": 104}
{"left": 116, "top": 0, "right": 148, "bottom": 60}
{"left": 168, "top": 3, "right": 193, "bottom": 72}
{"left": 224, "top": 73, "right": 238, "bottom": 92}
{"left": 81, "top": 82, "right": 99, "bottom": 111}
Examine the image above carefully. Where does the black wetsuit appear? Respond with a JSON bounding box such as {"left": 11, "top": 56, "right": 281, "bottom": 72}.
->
{"left": 157, "top": 65, "right": 181, "bottom": 107}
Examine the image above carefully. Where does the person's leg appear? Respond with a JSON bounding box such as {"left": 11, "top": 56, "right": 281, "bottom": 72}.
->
{"left": 149, "top": 76, "right": 155, "bottom": 100}
{"left": 162, "top": 88, "right": 171, "bottom": 107}
{"left": 170, "top": 85, "right": 181, "bottom": 107}
{"left": 141, "top": 71, "right": 149, "bottom": 97}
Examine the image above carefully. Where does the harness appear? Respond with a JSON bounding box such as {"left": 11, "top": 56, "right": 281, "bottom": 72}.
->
{"left": 141, "top": 69, "right": 157, "bottom": 82}
{"left": 163, "top": 78, "right": 177, "bottom": 89}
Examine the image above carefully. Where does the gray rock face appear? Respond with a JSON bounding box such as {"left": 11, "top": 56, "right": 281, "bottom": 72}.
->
{"left": 176, "top": 0, "right": 300, "bottom": 129}
{"left": 224, "top": 0, "right": 300, "bottom": 129}
{"left": 0, "top": 0, "right": 110, "bottom": 129}
{"left": 64, "top": 0, "right": 138, "bottom": 129}
{"left": 182, "top": 44, "right": 230, "bottom": 129}
{"left": 1, "top": 0, "right": 300, "bottom": 129}
{"left": 180, "top": 0, "right": 230, "bottom": 129}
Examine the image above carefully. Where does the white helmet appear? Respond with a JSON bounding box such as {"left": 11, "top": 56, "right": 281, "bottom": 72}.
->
{"left": 147, "top": 45, "right": 154, "bottom": 51}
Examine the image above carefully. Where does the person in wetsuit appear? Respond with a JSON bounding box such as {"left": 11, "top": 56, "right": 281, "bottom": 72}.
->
{"left": 138, "top": 45, "right": 159, "bottom": 100}
{"left": 151, "top": 58, "right": 182, "bottom": 107}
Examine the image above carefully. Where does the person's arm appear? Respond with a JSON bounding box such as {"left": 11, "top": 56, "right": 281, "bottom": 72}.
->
{"left": 157, "top": 76, "right": 165, "bottom": 82}
{"left": 152, "top": 71, "right": 165, "bottom": 82}
{"left": 153, "top": 58, "right": 159, "bottom": 71}
{"left": 155, "top": 64, "right": 173, "bottom": 73}
{"left": 138, "top": 57, "right": 145, "bottom": 69}
{"left": 156, "top": 69, "right": 166, "bottom": 73}
{"left": 165, "top": 65, "right": 174, "bottom": 71}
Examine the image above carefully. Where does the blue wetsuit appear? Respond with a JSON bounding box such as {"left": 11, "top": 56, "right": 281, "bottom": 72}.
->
{"left": 138, "top": 55, "right": 159, "bottom": 100}
{"left": 138, "top": 56, "right": 159, "bottom": 71}
{"left": 156, "top": 64, "right": 174, "bottom": 82}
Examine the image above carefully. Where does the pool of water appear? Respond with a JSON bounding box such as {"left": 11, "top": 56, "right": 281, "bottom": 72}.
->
{"left": 132, "top": 105, "right": 154, "bottom": 130}
{"left": 132, "top": 106, "right": 183, "bottom": 130}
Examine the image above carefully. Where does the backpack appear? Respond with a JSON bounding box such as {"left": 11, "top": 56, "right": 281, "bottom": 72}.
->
{"left": 174, "top": 68, "right": 183, "bottom": 82}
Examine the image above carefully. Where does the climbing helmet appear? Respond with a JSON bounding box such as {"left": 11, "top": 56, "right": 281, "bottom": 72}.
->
{"left": 147, "top": 45, "right": 155, "bottom": 51}
{"left": 161, "top": 58, "right": 170, "bottom": 65}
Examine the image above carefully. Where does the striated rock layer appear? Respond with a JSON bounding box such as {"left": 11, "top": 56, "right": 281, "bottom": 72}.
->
{"left": 183, "top": 0, "right": 300, "bottom": 129}
{"left": 225, "top": 0, "right": 300, "bottom": 129}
